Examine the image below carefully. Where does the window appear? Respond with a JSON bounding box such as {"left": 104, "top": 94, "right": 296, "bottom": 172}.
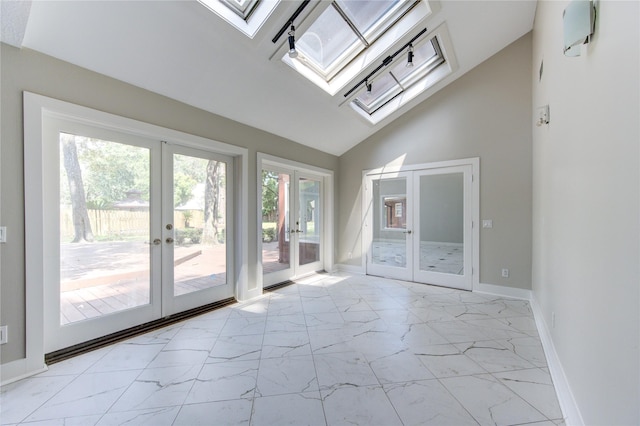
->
{"left": 281, "top": 0, "right": 431, "bottom": 96}
{"left": 295, "top": 0, "right": 417, "bottom": 81}
{"left": 353, "top": 36, "right": 445, "bottom": 115}
{"left": 198, "top": 0, "right": 278, "bottom": 38}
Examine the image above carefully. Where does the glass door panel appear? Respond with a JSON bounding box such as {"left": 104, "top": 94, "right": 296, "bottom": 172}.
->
{"left": 417, "top": 173, "right": 464, "bottom": 275}
{"left": 298, "top": 177, "right": 321, "bottom": 268}
{"left": 164, "top": 145, "right": 234, "bottom": 315}
{"left": 413, "top": 166, "right": 472, "bottom": 290}
{"left": 366, "top": 172, "right": 412, "bottom": 281}
{"left": 261, "top": 170, "right": 292, "bottom": 279}
{"left": 172, "top": 154, "right": 227, "bottom": 296}
{"left": 59, "top": 133, "right": 152, "bottom": 325}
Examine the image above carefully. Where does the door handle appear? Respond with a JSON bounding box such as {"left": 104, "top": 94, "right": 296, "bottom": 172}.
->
{"left": 153, "top": 238, "right": 162, "bottom": 245}
{"left": 403, "top": 230, "right": 412, "bottom": 234}
{"left": 166, "top": 237, "right": 174, "bottom": 244}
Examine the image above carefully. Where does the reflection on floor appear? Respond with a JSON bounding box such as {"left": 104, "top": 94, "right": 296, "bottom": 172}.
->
{"left": 373, "top": 241, "right": 464, "bottom": 274}
{"left": 1, "top": 273, "right": 564, "bottom": 426}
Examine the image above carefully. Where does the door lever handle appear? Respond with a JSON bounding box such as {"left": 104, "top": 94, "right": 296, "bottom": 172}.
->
{"left": 403, "top": 230, "right": 412, "bottom": 234}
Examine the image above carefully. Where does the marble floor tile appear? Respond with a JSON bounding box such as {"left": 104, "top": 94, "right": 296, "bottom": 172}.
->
{"left": 314, "top": 351, "right": 379, "bottom": 390}
{"left": 185, "top": 360, "right": 259, "bottom": 404}
{"left": 97, "top": 406, "right": 180, "bottom": 425}
{"left": 454, "top": 340, "right": 536, "bottom": 373}
{"left": 173, "top": 399, "right": 252, "bottom": 425}
{"left": 208, "top": 334, "right": 263, "bottom": 363}
{"left": 494, "top": 368, "right": 563, "bottom": 420}
{"left": 0, "top": 375, "right": 77, "bottom": 424}
{"left": 251, "top": 392, "right": 325, "bottom": 426}
{"left": 1, "top": 273, "right": 564, "bottom": 426}
{"left": 256, "top": 356, "right": 318, "bottom": 397}
{"left": 415, "top": 343, "right": 487, "bottom": 378}
{"left": 109, "top": 364, "right": 201, "bottom": 412}
{"left": 368, "top": 350, "right": 435, "bottom": 384}
{"left": 24, "top": 370, "right": 142, "bottom": 422}
{"left": 260, "top": 331, "right": 311, "bottom": 358}
{"left": 321, "top": 385, "right": 402, "bottom": 426}
{"left": 440, "top": 374, "right": 547, "bottom": 425}
{"left": 384, "top": 379, "right": 478, "bottom": 425}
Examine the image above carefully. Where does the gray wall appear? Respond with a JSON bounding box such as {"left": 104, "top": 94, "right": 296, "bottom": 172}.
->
{"left": 0, "top": 43, "right": 338, "bottom": 364}
{"left": 338, "top": 33, "right": 533, "bottom": 289}
{"left": 531, "top": 1, "right": 639, "bottom": 424}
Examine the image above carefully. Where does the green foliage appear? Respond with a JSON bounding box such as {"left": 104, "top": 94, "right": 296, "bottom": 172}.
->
{"left": 262, "top": 226, "right": 276, "bottom": 242}
{"left": 262, "top": 170, "right": 278, "bottom": 220}
{"left": 175, "top": 228, "right": 202, "bottom": 245}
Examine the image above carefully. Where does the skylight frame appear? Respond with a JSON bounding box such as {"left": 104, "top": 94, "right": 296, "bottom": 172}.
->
{"left": 346, "top": 24, "right": 457, "bottom": 125}
{"left": 219, "top": 0, "right": 260, "bottom": 21}
{"left": 198, "top": 0, "right": 279, "bottom": 39}
{"left": 294, "top": 0, "right": 420, "bottom": 82}
{"left": 353, "top": 36, "right": 446, "bottom": 115}
{"left": 278, "top": 0, "right": 433, "bottom": 97}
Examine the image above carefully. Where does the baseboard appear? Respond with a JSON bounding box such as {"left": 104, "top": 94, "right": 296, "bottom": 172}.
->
{"left": 475, "top": 282, "right": 532, "bottom": 300}
{"left": 1, "top": 358, "right": 47, "bottom": 386}
{"left": 530, "top": 297, "right": 584, "bottom": 426}
{"left": 335, "top": 263, "right": 366, "bottom": 274}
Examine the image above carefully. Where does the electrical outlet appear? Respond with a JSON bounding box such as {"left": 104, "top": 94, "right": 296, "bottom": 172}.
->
{"left": 482, "top": 220, "right": 493, "bottom": 229}
{"left": 501, "top": 268, "right": 509, "bottom": 278}
{"left": 0, "top": 326, "right": 8, "bottom": 344}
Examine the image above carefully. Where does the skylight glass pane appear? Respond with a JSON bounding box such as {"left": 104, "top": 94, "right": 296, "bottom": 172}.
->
{"left": 220, "top": 0, "right": 259, "bottom": 20}
{"left": 354, "top": 73, "right": 402, "bottom": 114}
{"left": 297, "top": 5, "right": 363, "bottom": 73}
{"left": 336, "top": 0, "right": 401, "bottom": 38}
{"left": 390, "top": 39, "right": 438, "bottom": 82}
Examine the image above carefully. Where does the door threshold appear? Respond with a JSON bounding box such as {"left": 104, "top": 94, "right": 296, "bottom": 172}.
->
{"left": 45, "top": 297, "right": 235, "bottom": 365}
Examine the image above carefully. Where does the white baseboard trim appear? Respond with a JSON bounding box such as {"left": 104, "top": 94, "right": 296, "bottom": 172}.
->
{"left": 475, "top": 282, "right": 532, "bottom": 300}
{"left": 1, "top": 358, "right": 47, "bottom": 386}
{"left": 530, "top": 297, "right": 584, "bottom": 426}
{"left": 335, "top": 264, "right": 365, "bottom": 275}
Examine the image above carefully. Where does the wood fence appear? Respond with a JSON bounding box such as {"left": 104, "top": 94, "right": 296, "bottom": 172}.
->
{"left": 60, "top": 208, "right": 205, "bottom": 240}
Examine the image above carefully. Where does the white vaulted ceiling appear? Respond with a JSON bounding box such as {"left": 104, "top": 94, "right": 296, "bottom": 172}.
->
{"left": 6, "top": 0, "right": 536, "bottom": 156}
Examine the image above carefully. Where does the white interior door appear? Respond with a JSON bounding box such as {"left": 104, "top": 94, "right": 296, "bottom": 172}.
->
{"left": 365, "top": 165, "right": 473, "bottom": 291}
{"left": 44, "top": 118, "right": 234, "bottom": 353}
{"left": 413, "top": 166, "right": 472, "bottom": 290}
{"left": 261, "top": 167, "right": 323, "bottom": 286}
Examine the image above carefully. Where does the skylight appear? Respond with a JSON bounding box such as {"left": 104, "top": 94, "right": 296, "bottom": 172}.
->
{"left": 295, "top": 0, "right": 418, "bottom": 81}
{"left": 219, "top": 0, "right": 259, "bottom": 20}
{"left": 353, "top": 36, "right": 444, "bottom": 115}
{"left": 198, "top": 0, "right": 278, "bottom": 38}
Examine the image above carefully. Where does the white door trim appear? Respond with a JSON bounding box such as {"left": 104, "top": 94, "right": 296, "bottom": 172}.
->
{"left": 362, "top": 157, "right": 479, "bottom": 291}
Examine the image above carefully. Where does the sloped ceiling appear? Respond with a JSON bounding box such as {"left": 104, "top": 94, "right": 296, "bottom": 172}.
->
{"left": 8, "top": 0, "right": 536, "bottom": 156}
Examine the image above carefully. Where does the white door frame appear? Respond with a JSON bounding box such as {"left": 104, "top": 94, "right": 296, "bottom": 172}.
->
{"left": 18, "top": 92, "right": 248, "bottom": 381}
{"left": 362, "top": 158, "right": 479, "bottom": 290}
{"left": 257, "top": 153, "right": 334, "bottom": 289}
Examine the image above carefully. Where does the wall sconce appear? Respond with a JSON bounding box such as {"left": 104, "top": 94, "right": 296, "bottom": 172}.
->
{"left": 563, "top": 0, "right": 596, "bottom": 57}
{"left": 536, "top": 105, "right": 550, "bottom": 127}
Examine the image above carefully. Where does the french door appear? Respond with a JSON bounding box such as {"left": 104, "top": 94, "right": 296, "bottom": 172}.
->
{"left": 43, "top": 117, "right": 233, "bottom": 353}
{"left": 365, "top": 165, "right": 473, "bottom": 290}
{"left": 261, "top": 167, "right": 323, "bottom": 286}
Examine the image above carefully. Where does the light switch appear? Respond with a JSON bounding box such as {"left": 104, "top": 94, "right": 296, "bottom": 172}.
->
{"left": 482, "top": 220, "right": 493, "bottom": 229}
{"left": 0, "top": 226, "right": 6, "bottom": 243}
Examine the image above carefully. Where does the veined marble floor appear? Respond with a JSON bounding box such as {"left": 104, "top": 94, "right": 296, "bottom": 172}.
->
{"left": 1, "top": 273, "right": 564, "bottom": 426}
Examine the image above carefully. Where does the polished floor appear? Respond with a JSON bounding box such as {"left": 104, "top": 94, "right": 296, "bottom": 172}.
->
{"left": 1, "top": 273, "right": 564, "bottom": 425}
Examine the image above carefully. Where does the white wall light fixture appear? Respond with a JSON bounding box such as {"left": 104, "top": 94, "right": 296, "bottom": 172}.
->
{"left": 563, "top": 0, "right": 596, "bottom": 57}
